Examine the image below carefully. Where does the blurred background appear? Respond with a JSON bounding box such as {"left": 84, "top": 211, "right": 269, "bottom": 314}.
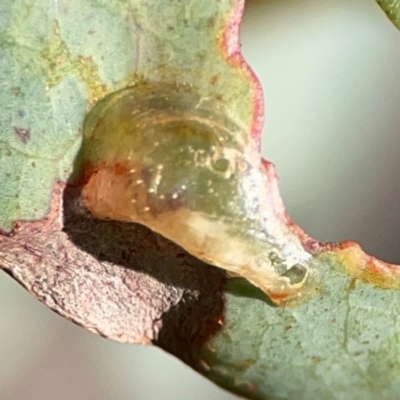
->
{"left": 1, "top": 0, "right": 400, "bottom": 399}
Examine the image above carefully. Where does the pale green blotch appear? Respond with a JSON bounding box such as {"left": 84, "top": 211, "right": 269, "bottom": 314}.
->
{"left": 55, "top": 0, "right": 135, "bottom": 86}
{"left": 1, "top": 0, "right": 54, "bottom": 50}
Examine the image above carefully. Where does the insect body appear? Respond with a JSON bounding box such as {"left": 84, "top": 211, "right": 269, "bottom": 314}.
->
{"left": 82, "top": 82, "right": 321, "bottom": 306}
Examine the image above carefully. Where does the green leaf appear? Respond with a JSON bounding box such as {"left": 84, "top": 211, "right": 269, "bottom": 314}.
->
{"left": 377, "top": 0, "right": 400, "bottom": 30}
{"left": 201, "top": 261, "right": 400, "bottom": 400}
{"left": 2, "top": 1, "right": 400, "bottom": 400}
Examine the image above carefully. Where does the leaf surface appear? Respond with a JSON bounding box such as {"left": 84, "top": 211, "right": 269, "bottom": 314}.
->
{"left": 1, "top": 1, "right": 400, "bottom": 400}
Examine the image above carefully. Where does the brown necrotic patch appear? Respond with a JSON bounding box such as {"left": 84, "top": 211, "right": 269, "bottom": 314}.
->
{"left": 13, "top": 126, "right": 30, "bottom": 144}
{"left": 0, "top": 182, "right": 227, "bottom": 366}
{"left": 63, "top": 185, "right": 227, "bottom": 364}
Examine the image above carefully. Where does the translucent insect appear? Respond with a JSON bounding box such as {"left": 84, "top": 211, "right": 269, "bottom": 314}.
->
{"left": 82, "top": 82, "right": 321, "bottom": 306}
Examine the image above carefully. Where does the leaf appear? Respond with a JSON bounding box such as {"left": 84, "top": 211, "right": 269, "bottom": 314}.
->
{"left": 377, "top": 0, "right": 400, "bottom": 30}
{"left": 0, "top": 0, "right": 255, "bottom": 231}
{"left": 1, "top": 0, "right": 249, "bottom": 342}
{"left": 200, "top": 264, "right": 400, "bottom": 400}
{"left": 1, "top": 183, "right": 227, "bottom": 346}
{"left": 1, "top": 1, "right": 400, "bottom": 400}
{"left": 195, "top": 3, "right": 400, "bottom": 399}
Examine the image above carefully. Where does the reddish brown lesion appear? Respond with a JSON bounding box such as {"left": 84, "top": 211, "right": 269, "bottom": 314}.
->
{"left": 82, "top": 160, "right": 133, "bottom": 184}
{"left": 114, "top": 162, "right": 130, "bottom": 176}
{"left": 82, "top": 158, "right": 189, "bottom": 225}
{"left": 82, "top": 160, "right": 146, "bottom": 222}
